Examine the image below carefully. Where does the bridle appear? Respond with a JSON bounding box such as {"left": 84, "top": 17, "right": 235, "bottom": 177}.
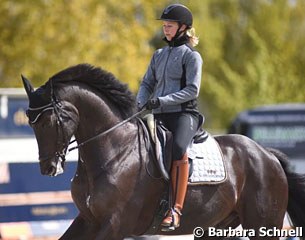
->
{"left": 27, "top": 79, "right": 147, "bottom": 161}
{"left": 27, "top": 79, "right": 68, "bottom": 163}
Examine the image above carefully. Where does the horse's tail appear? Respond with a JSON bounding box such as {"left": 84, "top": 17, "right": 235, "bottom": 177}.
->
{"left": 268, "top": 148, "right": 305, "bottom": 238}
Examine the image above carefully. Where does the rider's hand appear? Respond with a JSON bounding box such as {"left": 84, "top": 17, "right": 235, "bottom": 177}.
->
{"left": 146, "top": 98, "right": 160, "bottom": 110}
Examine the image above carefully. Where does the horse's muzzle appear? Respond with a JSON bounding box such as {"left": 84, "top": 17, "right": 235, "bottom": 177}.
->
{"left": 39, "top": 156, "right": 64, "bottom": 176}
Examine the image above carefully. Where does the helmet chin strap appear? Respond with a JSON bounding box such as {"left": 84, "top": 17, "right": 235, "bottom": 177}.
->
{"left": 171, "top": 23, "right": 186, "bottom": 42}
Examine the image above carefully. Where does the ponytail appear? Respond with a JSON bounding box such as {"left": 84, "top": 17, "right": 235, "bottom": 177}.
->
{"left": 186, "top": 27, "right": 199, "bottom": 47}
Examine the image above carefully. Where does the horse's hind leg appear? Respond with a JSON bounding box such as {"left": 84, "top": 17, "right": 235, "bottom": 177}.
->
{"left": 239, "top": 190, "right": 287, "bottom": 240}
{"left": 238, "top": 147, "right": 289, "bottom": 239}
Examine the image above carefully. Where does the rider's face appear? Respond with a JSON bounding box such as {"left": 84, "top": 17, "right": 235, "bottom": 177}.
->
{"left": 163, "top": 21, "right": 179, "bottom": 41}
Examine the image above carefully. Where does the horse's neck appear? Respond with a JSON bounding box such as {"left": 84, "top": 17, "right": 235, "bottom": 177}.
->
{"left": 62, "top": 85, "right": 138, "bottom": 178}
{"left": 59, "top": 85, "right": 120, "bottom": 139}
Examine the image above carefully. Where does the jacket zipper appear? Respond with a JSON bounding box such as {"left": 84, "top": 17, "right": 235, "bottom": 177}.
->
{"left": 160, "top": 46, "right": 172, "bottom": 97}
{"left": 159, "top": 46, "right": 172, "bottom": 112}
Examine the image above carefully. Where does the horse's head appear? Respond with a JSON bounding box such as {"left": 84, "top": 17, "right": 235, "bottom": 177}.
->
{"left": 22, "top": 75, "right": 79, "bottom": 176}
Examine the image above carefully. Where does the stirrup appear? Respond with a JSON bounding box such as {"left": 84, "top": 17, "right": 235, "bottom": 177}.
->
{"left": 161, "top": 208, "right": 182, "bottom": 232}
{"left": 161, "top": 209, "right": 173, "bottom": 227}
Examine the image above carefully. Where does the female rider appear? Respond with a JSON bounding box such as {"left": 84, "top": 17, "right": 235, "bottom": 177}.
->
{"left": 137, "top": 4, "right": 203, "bottom": 231}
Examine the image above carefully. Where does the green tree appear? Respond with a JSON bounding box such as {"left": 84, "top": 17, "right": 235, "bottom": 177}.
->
{"left": 1, "top": 0, "right": 305, "bottom": 129}
{"left": 0, "top": 0, "right": 167, "bottom": 91}
{"left": 182, "top": 0, "right": 305, "bottom": 128}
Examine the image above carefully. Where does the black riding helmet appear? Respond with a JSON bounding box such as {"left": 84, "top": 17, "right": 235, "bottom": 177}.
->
{"left": 158, "top": 4, "right": 193, "bottom": 28}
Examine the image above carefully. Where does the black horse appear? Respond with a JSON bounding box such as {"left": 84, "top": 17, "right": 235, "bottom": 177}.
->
{"left": 22, "top": 64, "right": 305, "bottom": 240}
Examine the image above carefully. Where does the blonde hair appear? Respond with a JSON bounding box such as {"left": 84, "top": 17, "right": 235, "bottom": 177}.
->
{"left": 186, "top": 27, "right": 199, "bottom": 47}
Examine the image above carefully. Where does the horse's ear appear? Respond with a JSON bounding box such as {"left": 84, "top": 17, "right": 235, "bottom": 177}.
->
{"left": 21, "top": 75, "right": 34, "bottom": 97}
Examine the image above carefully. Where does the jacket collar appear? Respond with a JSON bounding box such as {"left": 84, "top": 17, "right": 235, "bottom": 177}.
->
{"left": 163, "top": 35, "right": 189, "bottom": 47}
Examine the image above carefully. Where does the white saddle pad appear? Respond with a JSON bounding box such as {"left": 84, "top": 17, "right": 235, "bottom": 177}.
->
{"left": 187, "top": 135, "right": 227, "bottom": 185}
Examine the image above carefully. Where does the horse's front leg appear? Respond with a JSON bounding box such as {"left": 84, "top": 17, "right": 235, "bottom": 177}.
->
{"left": 93, "top": 222, "right": 122, "bottom": 240}
{"left": 59, "top": 214, "right": 99, "bottom": 240}
{"left": 94, "top": 217, "right": 131, "bottom": 240}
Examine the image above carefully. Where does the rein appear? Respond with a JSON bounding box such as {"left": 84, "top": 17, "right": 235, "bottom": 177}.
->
{"left": 68, "top": 108, "right": 147, "bottom": 152}
{"left": 27, "top": 79, "right": 147, "bottom": 159}
{"left": 31, "top": 100, "right": 146, "bottom": 154}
